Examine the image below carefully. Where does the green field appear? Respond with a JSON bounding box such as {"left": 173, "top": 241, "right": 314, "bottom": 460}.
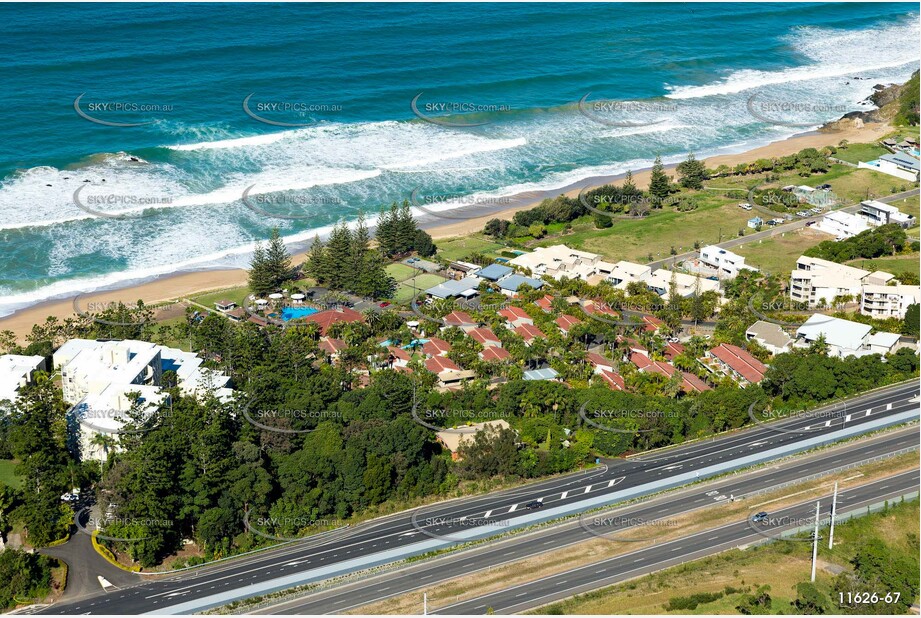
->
{"left": 436, "top": 236, "right": 506, "bottom": 262}
{"left": 393, "top": 273, "right": 448, "bottom": 304}
{"left": 846, "top": 253, "right": 921, "bottom": 277}
{"left": 385, "top": 263, "right": 419, "bottom": 282}
{"left": 533, "top": 196, "right": 752, "bottom": 263}
{"left": 831, "top": 142, "right": 889, "bottom": 164}
{"left": 735, "top": 228, "right": 835, "bottom": 275}
{"left": 0, "top": 459, "right": 22, "bottom": 489}
{"left": 190, "top": 286, "right": 251, "bottom": 310}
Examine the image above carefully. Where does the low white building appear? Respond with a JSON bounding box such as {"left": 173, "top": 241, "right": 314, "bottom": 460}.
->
{"left": 858, "top": 152, "right": 920, "bottom": 182}
{"left": 815, "top": 210, "right": 871, "bottom": 240}
{"left": 861, "top": 284, "right": 921, "bottom": 320}
{"left": 858, "top": 200, "right": 915, "bottom": 229}
{"left": 606, "top": 260, "right": 652, "bottom": 289}
{"left": 55, "top": 339, "right": 233, "bottom": 461}
{"left": 0, "top": 354, "right": 47, "bottom": 403}
{"left": 795, "top": 314, "right": 899, "bottom": 358}
{"left": 509, "top": 244, "right": 616, "bottom": 281}
{"left": 699, "top": 245, "right": 756, "bottom": 279}
{"left": 745, "top": 321, "right": 794, "bottom": 355}
{"left": 645, "top": 269, "right": 720, "bottom": 300}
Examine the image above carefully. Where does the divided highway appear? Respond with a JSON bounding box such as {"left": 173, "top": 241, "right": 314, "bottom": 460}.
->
{"left": 435, "top": 469, "right": 920, "bottom": 614}
{"left": 37, "top": 381, "right": 918, "bottom": 615}
{"left": 253, "top": 427, "right": 919, "bottom": 614}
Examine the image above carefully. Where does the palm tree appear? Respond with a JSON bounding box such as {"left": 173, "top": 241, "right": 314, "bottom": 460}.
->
{"left": 90, "top": 433, "right": 117, "bottom": 475}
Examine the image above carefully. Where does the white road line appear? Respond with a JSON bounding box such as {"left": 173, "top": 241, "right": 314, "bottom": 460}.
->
{"left": 484, "top": 510, "right": 492, "bottom": 518}
{"left": 561, "top": 491, "right": 569, "bottom": 499}
{"left": 508, "top": 504, "right": 518, "bottom": 513}
{"left": 845, "top": 415, "right": 852, "bottom": 422}
{"left": 584, "top": 485, "right": 592, "bottom": 494}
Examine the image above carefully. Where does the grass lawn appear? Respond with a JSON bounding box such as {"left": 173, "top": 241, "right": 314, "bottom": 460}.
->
{"left": 734, "top": 227, "right": 835, "bottom": 275}
{"left": 385, "top": 263, "right": 419, "bottom": 283}
{"left": 393, "top": 273, "right": 447, "bottom": 304}
{"left": 832, "top": 142, "right": 889, "bottom": 165}
{"left": 846, "top": 253, "right": 921, "bottom": 277}
{"left": 191, "top": 286, "right": 251, "bottom": 310}
{"left": 436, "top": 236, "right": 506, "bottom": 262}
{"left": 0, "top": 459, "right": 23, "bottom": 489}
{"left": 534, "top": 196, "right": 752, "bottom": 263}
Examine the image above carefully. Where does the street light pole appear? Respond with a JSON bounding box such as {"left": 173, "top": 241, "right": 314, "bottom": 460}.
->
{"left": 828, "top": 482, "right": 838, "bottom": 549}
{"left": 811, "top": 500, "right": 820, "bottom": 582}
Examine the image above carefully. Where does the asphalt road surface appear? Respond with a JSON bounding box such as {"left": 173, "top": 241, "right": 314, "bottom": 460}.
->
{"left": 37, "top": 381, "right": 918, "bottom": 615}
{"left": 434, "top": 469, "right": 920, "bottom": 614}
{"left": 253, "top": 427, "right": 919, "bottom": 614}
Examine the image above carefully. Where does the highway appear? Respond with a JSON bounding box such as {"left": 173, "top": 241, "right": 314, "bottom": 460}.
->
{"left": 252, "top": 427, "right": 919, "bottom": 614}
{"left": 37, "top": 380, "right": 918, "bottom": 615}
{"left": 434, "top": 469, "right": 920, "bottom": 614}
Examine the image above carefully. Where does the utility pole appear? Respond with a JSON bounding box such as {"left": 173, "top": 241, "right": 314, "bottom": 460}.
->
{"left": 828, "top": 482, "right": 838, "bottom": 549}
{"left": 811, "top": 501, "right": 820, "bottom": 582}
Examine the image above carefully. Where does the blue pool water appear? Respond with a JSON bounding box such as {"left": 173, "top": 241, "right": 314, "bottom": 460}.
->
{"left": 281, "top": 307, "right": 319, "bottom": 321}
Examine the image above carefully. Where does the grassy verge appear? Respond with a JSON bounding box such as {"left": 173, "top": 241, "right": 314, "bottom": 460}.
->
{"left": 0, "top": 459, "right": 22, "bottom": 489}
{"left": 845, "top": 253, "right": 921, "bottom": 278}
{"left": 535, "top": 498, "right": 918, "bottom": 615}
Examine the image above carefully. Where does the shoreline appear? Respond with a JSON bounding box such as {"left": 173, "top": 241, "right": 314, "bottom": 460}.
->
{"left": 0, "top": 121, "right": 893, "bottom": 342}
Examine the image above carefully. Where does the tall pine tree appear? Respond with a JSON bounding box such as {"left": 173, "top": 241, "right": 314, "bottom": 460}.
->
{"left": 649, "top": 155, "right": 671, "bottom": 207}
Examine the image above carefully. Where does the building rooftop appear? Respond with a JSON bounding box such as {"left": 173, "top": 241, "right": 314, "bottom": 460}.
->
{"left": 709, "top": 343, "right": 767, "bottom": 383}
{"left": 498, "top": 274, "right": 545, "bottom": 292}
{"left": 797, "top": 314, "right": 872, "bottom": 352}
{"left": 745, "top": 320, "right": 794, "bottom": 351}
{"left": 469, "top": 327, "right": 501, "bottom": 346}
{"left": 476, "top": 263, "right": 514, "bottom": 281}
{"left": 425, "top": 276, "right": 481, "bottom": 299}
{"left": 436, "top": 420, "right": 511, "bottom": 453}
{"left": 523, "top": 367, "right": 560, "bottom": 381}
{"left": 479, "top": 346, "right": 512, "bottom": 362}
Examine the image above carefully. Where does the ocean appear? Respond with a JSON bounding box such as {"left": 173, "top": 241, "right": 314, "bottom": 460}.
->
{"left": 0, "top": 2, "right": 918, "bottom": 317}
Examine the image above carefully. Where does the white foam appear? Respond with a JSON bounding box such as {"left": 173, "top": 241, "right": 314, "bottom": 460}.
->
{"left": 667, "top": 17, "right": 920, "bottom": 99}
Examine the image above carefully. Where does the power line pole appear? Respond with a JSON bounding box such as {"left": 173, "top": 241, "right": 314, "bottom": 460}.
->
{"left": 828, "top": 482, "right": 838, "bottom": 549}
{"left": 811, "top": 501, "right": 821, "bottom": 582}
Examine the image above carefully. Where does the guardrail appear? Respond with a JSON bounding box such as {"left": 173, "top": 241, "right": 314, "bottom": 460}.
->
{"left": 740, "top": 445, "right": 919, "bottom": 500}
{"left": 156, "top": 406, "right": 920, "bottom": 615}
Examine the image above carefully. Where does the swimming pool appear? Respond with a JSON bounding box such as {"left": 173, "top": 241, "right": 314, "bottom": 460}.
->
{"left": 281, "top": 307, "right": 319, "bottom": 321}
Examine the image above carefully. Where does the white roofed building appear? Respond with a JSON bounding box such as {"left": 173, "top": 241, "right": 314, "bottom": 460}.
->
{"left": 54, "top": 339, "right": 233, "bottom": 461}
{"left": 815, "top": 210, "right": 871, "bottom": 240}
{"left": 859, "top": 200, "right": 915, "bottom": 229}
{"left": 789, "top": 256, "right": 889, "bottom": 308}
{"left": 795, "top": 315, "right": 898, "bottom": 358}
{"left": 0, "top": 354, "right": 47, "bottom": 403}
{"left": 699, "top": 245, "right": 757, "bottom": 279}
{"left": 645, "top": 269, "right": 720, "bottom": 300}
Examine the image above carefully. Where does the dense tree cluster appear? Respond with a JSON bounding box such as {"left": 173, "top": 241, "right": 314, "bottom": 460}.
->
{"left": 0, "top": 549, "right": 54, "bottom": 610}
{"left": 248, "top": 228, "right": 296, "bottom": 297}
{"left": 304, "top": 213, "right": 396, "bottom": 298}
{"left": 375, "top": 201, "right": 436, "bottom": 258}
{"left": 804, "top": 224, "right": 912, "bottom": 263}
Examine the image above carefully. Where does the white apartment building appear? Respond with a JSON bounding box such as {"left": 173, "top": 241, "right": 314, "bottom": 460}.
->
{"left": 815, "top": 210, "right": 871, "bottom": 240}
{"left": 861, "top": 284, "right": 921, "bottom": 320}
{"left": 0, "top": 354, "right": 47, "bottom": 403}
{"left": 699, "top": 245, "right": 757, "bottom": 279}
{"left": 645, "top": 269, "right": 720, "bottom": 300}
{"left": 54, "top": 339, "right": 233, "bottom": 461}
{"left": 789, "top": 256, "right": 893, "bottom": 307}
{"left": 509, "top": 244, "right": 616, "bottom": 281}
{"left": 858, "top": 200, "right": 915, "bottom": 229}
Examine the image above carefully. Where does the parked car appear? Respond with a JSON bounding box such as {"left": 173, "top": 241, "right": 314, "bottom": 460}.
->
{"left": 751, "top": 511, "right": 769, "bottom": 523}
{"left": 738, "top": 203, "right": 753, "bottom": 210}
{"left": 817, "top": 183, "right": 832, "bottom": 190}
{"left": 805, "top": 221, "right": 816, "bottom": 227}
{"left": 379, "top": 301, "right": 390, "bottom": 308}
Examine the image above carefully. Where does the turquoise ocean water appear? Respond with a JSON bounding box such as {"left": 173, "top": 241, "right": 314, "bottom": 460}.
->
{"left": 0, "top": 3, "right": 917, "bottom": 316}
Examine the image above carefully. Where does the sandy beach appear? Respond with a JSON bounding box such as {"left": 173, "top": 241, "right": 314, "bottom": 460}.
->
{"left": 0, "top": 121, "right": 892, "bottom": 342}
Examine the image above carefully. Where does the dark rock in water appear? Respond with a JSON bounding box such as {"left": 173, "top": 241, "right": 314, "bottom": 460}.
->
{"left": 101, "top": 179, "right": 106, "bottom": 182}
{"left": 64, "top": 176, "right": 70, "bottom": 179}
{"left": 129, "top": 156, "right": 140, "bottom": 162}
{"left": 83, "top": 179, "right": 91, "bottom": 182}
{"left": 46, "top": 183, "right": 52, "bottom": 187}
{"left": 872, "top": 84, "right": 885, "bottom": 90}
